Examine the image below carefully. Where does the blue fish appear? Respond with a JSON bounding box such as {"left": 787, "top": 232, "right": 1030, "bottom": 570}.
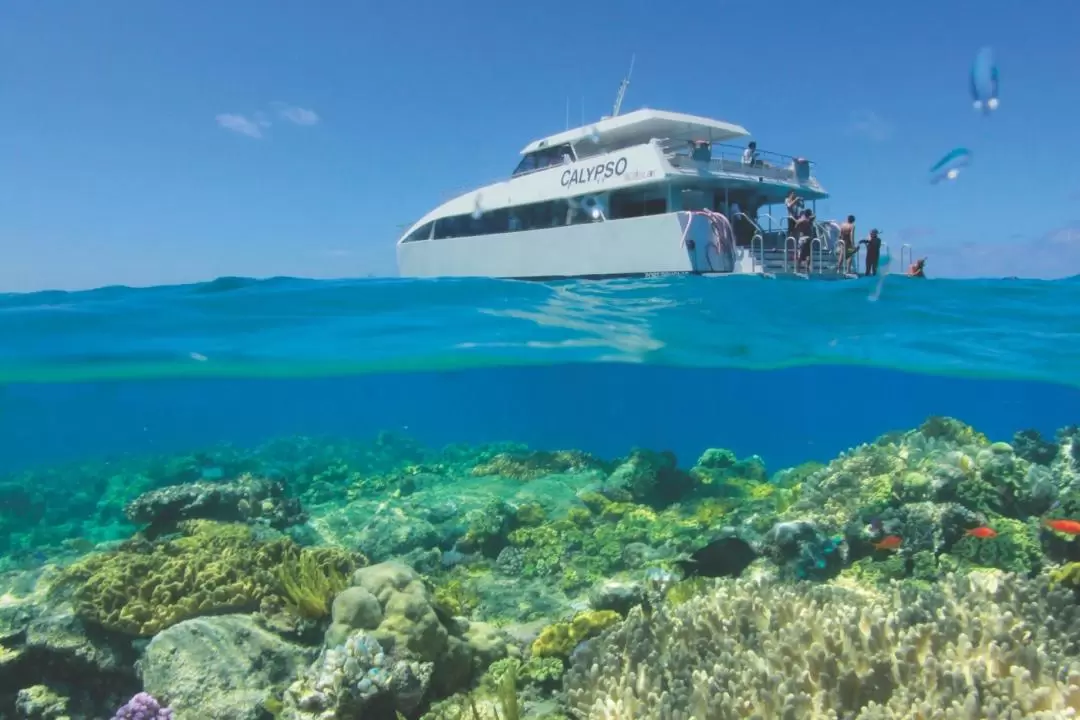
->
{"left": 970, "top": 47, "right": 999, "bottom": 114}
{"left": 929, "top": 148, "right": 973, "bottom": 185}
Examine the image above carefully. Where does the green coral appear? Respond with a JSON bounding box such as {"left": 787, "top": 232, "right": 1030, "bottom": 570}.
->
{"left": 920, "top": 415, "right": 989, "bottom": 446}
{"left": 665, "top": 576, "right": 713, "bottom": 606}
{"left": 471, "top": 450, "right": 606, "bottom": 482}
{"left": 952, "top": 517, "right": 1043, "bottom": 576}
{"left": 838, "top": 555, "right": 908, "bottom": 586}
{"left": 431, "top": 573, "right": 482, "bottom": 617}
{"left": 1049, "top": 562, "right": 1080, "bottom": 589}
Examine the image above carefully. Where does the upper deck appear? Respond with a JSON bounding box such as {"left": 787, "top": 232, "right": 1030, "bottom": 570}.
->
{"left": 512, "top": 108, "right": 825, "bottom": 198}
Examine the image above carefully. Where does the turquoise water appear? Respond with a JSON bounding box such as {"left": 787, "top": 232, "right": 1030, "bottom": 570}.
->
{"left": 3, "top": 274, "right": 1080, "bottom": 719}
{"left": 3, "top": 275, "right": 1078, "bottom": 385}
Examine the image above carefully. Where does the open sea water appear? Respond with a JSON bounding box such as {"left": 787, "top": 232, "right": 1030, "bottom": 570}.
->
{"left": 3, "top": 274, "right": 1080, "bottom": 719}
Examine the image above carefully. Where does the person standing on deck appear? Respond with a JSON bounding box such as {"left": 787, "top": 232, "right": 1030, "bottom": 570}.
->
{"left": 785, "top": 191, "right": 802, "bottom": 242}
{"left": 859, "top": 228, "right": 883, "bottom": 276}
{"left": 837, "top": 215, "right": 856, "bottom": 274}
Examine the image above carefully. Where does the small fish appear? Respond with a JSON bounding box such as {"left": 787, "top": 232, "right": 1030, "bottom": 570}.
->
{"left": 872, "top": 535, "right": 903, "bottom": 551}
{"left": 966, "top": 526, "right": 997, "bottom": 539}
{"left": 675, "top": 537, "right": 758, "bottom": 579}
{"left": 1045, "top": 519, "right": 1080, "bottom": 535}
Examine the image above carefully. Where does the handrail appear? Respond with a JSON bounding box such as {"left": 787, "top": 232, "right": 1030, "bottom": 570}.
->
{"left": 810, "top": 238, "right": 824, "bottom": 275}
{"left": 756, "top": 212, "right": 781, "bottom": 230}
{"left": 784, "top": 236, "right": 797, "bottom": 273}
{"left": 900, "top": 243, "right": 913, "bottom": 270}
{"left": 733, "top": 212, "right": 764, "bottom": 236}
{"left": 816, "top": 221, "right": 840, "bottom": 253}
{"left": 749, "top": 233, "right": 764, "bottom": 273}
{"left": 662, "top": 140, "right": 815, "bottom": 170}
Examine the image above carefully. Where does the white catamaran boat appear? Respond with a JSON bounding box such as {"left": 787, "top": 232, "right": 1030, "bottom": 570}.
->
{"left": 396, "top": 66, "right": 909, "bottom": 280}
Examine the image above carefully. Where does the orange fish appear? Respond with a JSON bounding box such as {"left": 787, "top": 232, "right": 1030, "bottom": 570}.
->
{"left": 872, "top": 535, "right": 902, "bottom": 551}
{"left": 1044, "top": 519, "right": 1080, "bottom": 535}
{"left": 966, "top": 526, "right": 997, "bottom": 539}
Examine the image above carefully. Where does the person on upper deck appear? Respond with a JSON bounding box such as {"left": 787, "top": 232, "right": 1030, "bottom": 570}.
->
{"left": 859, "top": 228, "right": 883, "bottom": 276}
{"left": 837, "top": 215, "right": 856, "bottom": 274}
{"left": 742, "top": 141, "right": 759, "bottom": 167}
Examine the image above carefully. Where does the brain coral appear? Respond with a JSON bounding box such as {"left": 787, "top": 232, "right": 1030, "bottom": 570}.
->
{"left": 565, "top": 572, "right": 1080, "bottom": 719}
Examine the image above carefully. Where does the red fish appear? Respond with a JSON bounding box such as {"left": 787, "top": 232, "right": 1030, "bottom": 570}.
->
{"left": 872, "top": 535, "right": 902, "bottom": 551}
{"left": 1045, "top": 519, "right": 1080, "bottom": 535}
{"left": 966, "top": 526, "right": 997, "bottom": 539}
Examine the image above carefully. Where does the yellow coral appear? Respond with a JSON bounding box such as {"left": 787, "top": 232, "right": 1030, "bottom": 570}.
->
{"left": 531, "top": 610, "right": 621, "bottom": 659}
{"left": 60, "top": 521, "right": 362, "bottom": 636}
{"left": 276, "top": 546, "right": 351, "bottom": 619}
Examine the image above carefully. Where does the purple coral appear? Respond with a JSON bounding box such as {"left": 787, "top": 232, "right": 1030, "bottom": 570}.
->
{"left": 111, "top": 692, "right": 173, "bottom": 720}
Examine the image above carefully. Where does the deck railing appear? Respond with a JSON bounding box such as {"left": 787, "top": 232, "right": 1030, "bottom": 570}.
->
{"left": 734, "top": 212, "right": 766, "bottom": 273}
{"left": 663, "top": 141, "right": 821, "bottom": 190}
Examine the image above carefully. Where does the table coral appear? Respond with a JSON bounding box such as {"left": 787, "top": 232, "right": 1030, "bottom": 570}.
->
{"left": 565, "top": 572, "right": 1080, "bottom": 718}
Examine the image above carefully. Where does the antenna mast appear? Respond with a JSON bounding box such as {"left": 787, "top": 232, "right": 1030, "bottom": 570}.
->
{"left": 611, "top": 54, "right": 636, "bottom": 118}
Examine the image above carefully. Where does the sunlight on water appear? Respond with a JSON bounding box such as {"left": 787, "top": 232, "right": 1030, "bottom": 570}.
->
{"left": 929, "top": 147, "right": 973, "bottom": 184}
{"left": 971, "top": 46, "right": 1000, "bottom": 113}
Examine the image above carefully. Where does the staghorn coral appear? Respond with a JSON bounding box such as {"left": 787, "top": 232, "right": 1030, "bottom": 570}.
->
{"left": 565, "top": 571, "right": 1080, "bottom": 719}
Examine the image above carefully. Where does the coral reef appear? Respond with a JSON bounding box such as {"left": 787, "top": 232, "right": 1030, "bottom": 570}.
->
{"left": 5, "top": 418, "right": 1080, "bottom": 718}
{"left": 565, "top": 572, "right": 1080, "bottom": 718}
{"left": 124, "top": 474, "right": 307, "bottom": 537}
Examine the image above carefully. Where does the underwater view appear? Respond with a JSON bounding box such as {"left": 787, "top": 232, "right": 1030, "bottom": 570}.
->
{"left": 2, "top": 275, "right": 1080, "bottom": 719}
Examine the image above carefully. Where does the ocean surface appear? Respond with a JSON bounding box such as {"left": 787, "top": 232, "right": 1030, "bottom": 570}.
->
{"left": 2, "top": 274, "right": 1078, "bottom": 384}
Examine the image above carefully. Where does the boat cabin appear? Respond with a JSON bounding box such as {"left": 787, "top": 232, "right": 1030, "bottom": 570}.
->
{"left": 402, "top": 109, "right": 828, "bottom": 249}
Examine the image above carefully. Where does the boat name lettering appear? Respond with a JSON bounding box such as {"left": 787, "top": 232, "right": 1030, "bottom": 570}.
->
{"left": 560, "top": 157, "right": 628, "bottom": 188}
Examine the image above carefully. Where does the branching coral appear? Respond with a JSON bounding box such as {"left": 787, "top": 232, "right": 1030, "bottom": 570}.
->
{"left": 564, "top": 572, "right": 1080, "bottom": 718}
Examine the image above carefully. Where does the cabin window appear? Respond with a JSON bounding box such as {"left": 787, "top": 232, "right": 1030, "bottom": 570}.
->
{"left": 426, "top": 195, "right": 617, "bottom": 240}
{"left": 609, "top": 187, "right": 668, "bottom": 220}
{"left": 402, "top": 221, "right": 434, "bottom": 243}
{"left": 512, "top": 144, "right": 576, "bottom": 176}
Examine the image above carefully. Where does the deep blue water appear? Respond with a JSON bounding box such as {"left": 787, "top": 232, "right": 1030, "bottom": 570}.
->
{"left": 1, "top": 275, "right": 1078, "bottom": 473}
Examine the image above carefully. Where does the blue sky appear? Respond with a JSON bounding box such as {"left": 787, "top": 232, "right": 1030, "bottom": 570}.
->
{"left": 1, "top": 1, "right": 1079, "bottom": 291}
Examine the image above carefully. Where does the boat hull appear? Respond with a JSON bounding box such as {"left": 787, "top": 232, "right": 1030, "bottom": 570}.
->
{"left": 396, "top": 212, "right": 755, "bottom": 279}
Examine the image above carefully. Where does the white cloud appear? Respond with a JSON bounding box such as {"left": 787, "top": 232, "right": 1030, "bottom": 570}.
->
{"left": 215, "top": 113, "right": 264, "bottom": 139}
{"left": 276, "top": 104, "right": 320, "bottom": 126}
{"left": 847, "top": 110, "right": 893, "bottom": 142}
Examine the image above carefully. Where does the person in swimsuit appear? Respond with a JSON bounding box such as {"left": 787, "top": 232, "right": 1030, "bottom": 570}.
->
{"left": 837, "top": 215, "right": 856, "bottom": 274}
{"left": 907, "top": 257, "right": 927, "bottom": 277}
{"left": 785, "top": 191, "right": 802, "bottom": 241}
{"left": 794, "top": 209, "right": 814, "bottom": 272}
